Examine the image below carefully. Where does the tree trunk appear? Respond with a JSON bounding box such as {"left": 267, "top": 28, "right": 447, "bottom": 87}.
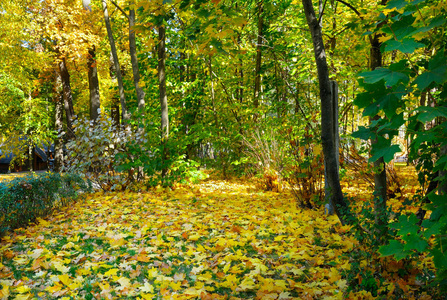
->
{"left": 88, "top": 46, "right": 101, "bottom": 121}
{"left": 102, "top": 0, "right": 129, "bottom": 122}
{"left": 158, "top": 24, "right": 169, "bottom": 178}
{"left": 28, "top": 143, "right": 33, "bottom": 172}
{"left": 59, "top": 57, "right": 75, "bottom": 137}
{"left": 302, "top": 0, "right": 347, "bottom": 225}
{"left": 54, "top": 91, "right": 65, "bottom": 172}
{"left": 370, "top": 34, "right": 388, "bottom": 239}
{"left": 324, "top": 81, "right": 339, "bottom": 215}
{"left": 253, "top": 0, "right": 263, "bottom": 109}
{"left": 129, "top": 6, "right": 145, "bottom": 112}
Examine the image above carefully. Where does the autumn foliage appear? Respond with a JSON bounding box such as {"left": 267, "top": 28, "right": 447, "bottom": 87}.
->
{"left": 0, "top": 166, "right": 440, "bottom": 299}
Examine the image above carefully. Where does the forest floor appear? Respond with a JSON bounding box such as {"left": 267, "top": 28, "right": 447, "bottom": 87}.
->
{"left": 0, "top": 165, "right": 436, "bottom": 299}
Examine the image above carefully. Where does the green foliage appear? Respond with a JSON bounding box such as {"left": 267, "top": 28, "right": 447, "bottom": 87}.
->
{"left": 352, "top": 0, "right": 447, "bottom": 290}
{"left": 116, "top": 119, "right": 208, "bottom": 188}
{"left": 0, "top": 172, "right": 91, "bottom": 237}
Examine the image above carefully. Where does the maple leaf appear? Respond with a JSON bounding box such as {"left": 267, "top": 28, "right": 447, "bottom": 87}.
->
{"left": 115, "top": 277, "right": 132, "bottom": 291}
{"left": 58, "top": 274, "right": 71, "bottom": 287}
{"left": 138, "top": 282, "right": 154, "bottom": 293}
{"left": 237, "top": 277, "right": 257, "bottom": 291}
{"left": 51, "top": 261, "right": 70, "bottom": 274}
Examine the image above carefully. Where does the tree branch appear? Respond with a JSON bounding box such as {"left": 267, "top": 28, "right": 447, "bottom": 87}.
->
{"left": 335, "top": 0, "right": 362, "bottom": 17}
{"left": 110, "top": 0, "right": 129, "bottom": 20}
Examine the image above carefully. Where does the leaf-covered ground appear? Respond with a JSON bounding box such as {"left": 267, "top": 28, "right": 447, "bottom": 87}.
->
{"left": 0, "top": 179, "right": 358, "bottom": 299}
{"left": 0, "top": 166, "right": 434, "bottom": 299}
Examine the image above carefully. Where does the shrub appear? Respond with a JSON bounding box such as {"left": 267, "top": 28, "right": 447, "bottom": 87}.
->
{"left": 241, "top": 128, "right": 286, "bottom": 192}
{"left": 64, "top": 113, "right": 145, "bottom": 191}
{"left": 117, "top": 134, "right": 208, "bottom": 188}
{"left": 285, "top": 136, "right": 325, "bottom": 209}
{"left": 241, "top": 125, "right": 325, "bottom": 208}
{"left": 0, "top": 172, "right": 91, "bottom": 237}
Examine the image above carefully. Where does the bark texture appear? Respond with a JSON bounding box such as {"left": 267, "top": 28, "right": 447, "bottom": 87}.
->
{"left": 158, "top": 25, "right": 169, "bottom": 178}
{"left": 58, "top": 57, "right": 75, "bottom": 137}
{"left": 129, "top": 7, "right": 145, "bottom": 112}
{"left": 54, "top": 92, "right": 65, "bottom": 172}
{"left": 370, "top": 34, "right": 388, "bottom": 237}
{"left": 87, "top": 47, "right": 101, "bottom": 121}
{"left": 102, "top": 0, "right": 129, "bottom": 122}
{"left": 302, "top": 0, "right": 347, "bottom": 224}
{"left": 253, "top": 0, "right": 263, "bottom": 109}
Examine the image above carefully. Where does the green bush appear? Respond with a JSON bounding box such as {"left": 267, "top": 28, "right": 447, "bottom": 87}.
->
{"left": 0, "top": 172, "right": 91, "bottom": 237}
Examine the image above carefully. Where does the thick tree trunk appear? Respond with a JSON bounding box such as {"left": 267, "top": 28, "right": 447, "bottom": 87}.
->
{"left": 253, "top": 0, "right": 263, "bottom": 109}
{"left": 302, "top": 0, "right": 347, "bottom": 225}
{"left": 102, "top": 0, "right": 129, "bottom": 122}
{"left": 129, "top": 7, "right": 145, "bottom": 112}
{"left": 158, "top": 25, "right": 169, "bottom": 178}
{"left": 87, "top": 47, "right": 101, "bottom": 121}
{"left": 58, "top": 57, "right": 75, "bottom": 137}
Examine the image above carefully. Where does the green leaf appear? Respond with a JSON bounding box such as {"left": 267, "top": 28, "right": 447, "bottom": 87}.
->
{"left": 352, "top": 126, "right": 373, "bottom": 141}
{"left": 385, "top": 38, "right": 425, "bottom": 53}
{"left": 422, "top": 219, "right": 447, "bottom": 239}
{"left": 359, "top": 67, "right": 409, "bottom": 87}
{"left": 432, "top": 248, "right": 447, "bottom": 270}
{"left": 379, "top": 240, "right": 405, "bottom": 257}
{"left": 413, "top": 16, "right": 446, "bottom": 34}
{"left": 386, "top": 0, "right": 408, "bottom": 9}
{"left": 416, "top": 106, "right": 447, "bottom": 123}
{"left": 389, "top": 214, "right": 420, "bottom": 236}
{"left": 402, "top": 234, "right": 429, "bottom": 252}
{"left": 414, "top": 52, "right": 447, "bottom": 90}
{"left": 369, "top": 144, "right": 401, "bottom": 163}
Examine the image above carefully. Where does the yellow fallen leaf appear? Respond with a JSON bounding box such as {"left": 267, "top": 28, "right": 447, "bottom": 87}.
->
{"left": 337, "top": 279, "right": 348, "bottom": 290}
{"left": 0, "top": 283, "right": 10, "bottom": 299}
{"left": 46, "top": 282, "right": 63, "bottom": 294}
{"left": 58, "top": 274, "right": 71, "bottom": 287}
{"left": 237, "top": 277, "right": 256, "bottom": 291}
{"left": 15, "top": 285, "right": 31, "bottom": 294}
{"left": 13, "top": 256, "right": 28, "bottom": 265}
{"left": 13, "top": 293, "right": 31, "bottom": 300}
{"left": 52, "top": 261, "right": 70, "bottom": 274}
{"left": 116, "top": 277, "right": 131, "bottom": 291}
{"left": 189, "top": 234, "right": 201, "bottom": 241}
{"left": 140, "top": 293, "right": 156, "bottom": 299}
{"left": 139, "top": 282, "right": 154, "bottom": 293}
{"left": 103, "top": 268, "right": 120, "bottom": 277}
{"left": 169, "top": 280, "right": 182, "bottom": 291}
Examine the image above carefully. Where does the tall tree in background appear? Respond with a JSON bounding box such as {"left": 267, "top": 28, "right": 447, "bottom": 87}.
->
{"left": 87, "top": 47, "right": 101, "bottom": 121}
{"left": 158, "top": 23, "right": 169, "bottom": 178}
{"left": 102, "top": 0, "right": 129, "bottom": 122}
{"left": 368, "top": 13, "right": 388, "bottom": 240}
{"left": 82, "top": 0, "right": 101, "bottom": 121}
{"left": 58, "top": 57, "right": 75, "bottom": 136}
{"left": 301, "top": 0, "right": 348, "bottom": 224}
{"left": 253, "top": 0, "right": 263, "bottom": 110}
{"left": 129, "top": 5, "right": 145, "bottom": 113}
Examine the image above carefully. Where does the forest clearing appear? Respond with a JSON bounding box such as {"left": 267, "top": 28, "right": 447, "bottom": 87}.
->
{"left": 0, "top": 166, "right": 440, "bottom": 299}
{"left": 1, "top": 0, "right": 447, "bottom": 298}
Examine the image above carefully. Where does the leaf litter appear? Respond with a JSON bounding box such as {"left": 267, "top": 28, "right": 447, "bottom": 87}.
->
{"left": 0, "top": 178, "right": 374, "bottom": 300}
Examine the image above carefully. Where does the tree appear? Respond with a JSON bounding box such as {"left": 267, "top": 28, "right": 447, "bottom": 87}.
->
{"left": 158, "top": 23, "right": 169, "bottom": 179}
{"left": 301, "top": 0, "right": 348, "bottom": 224}
{"left": 102, "top": 0, "right": 129, "bottom": 122}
